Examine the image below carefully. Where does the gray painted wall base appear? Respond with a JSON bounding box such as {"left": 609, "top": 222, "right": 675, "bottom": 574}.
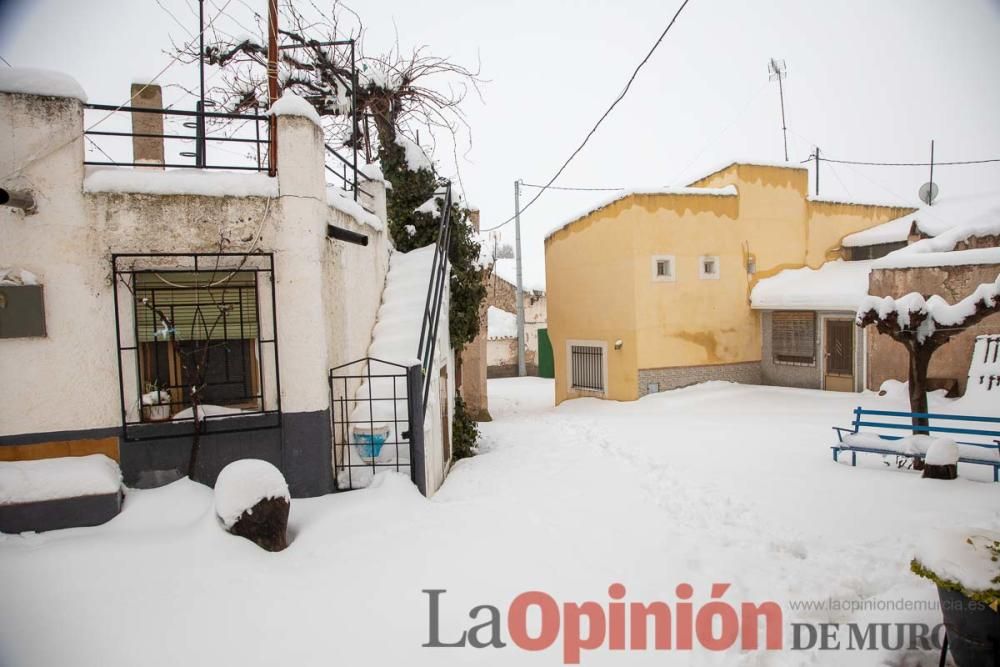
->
{"left": 0, "top": 492, "right": 122, "bottom": 534}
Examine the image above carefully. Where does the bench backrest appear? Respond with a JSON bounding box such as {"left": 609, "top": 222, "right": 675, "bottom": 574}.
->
{"left": 851, "top": 407, "right": 1000, "bottom": 441}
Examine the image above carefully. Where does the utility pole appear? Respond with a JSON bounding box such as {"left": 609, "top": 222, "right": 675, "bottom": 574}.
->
{"left": 814, "top": 146, "right": 820, "bottom": 196}
{"left": 514, "top": 179, "right": 527, "bottom": 377}
{"left": 266, "top": 0, "right": 279, "bottom": 176}
{"left": 768, "top": 58, "right": 789, "bottom": 162}
{"left": 929, "top": 140, "right": 935, "bottom": 206}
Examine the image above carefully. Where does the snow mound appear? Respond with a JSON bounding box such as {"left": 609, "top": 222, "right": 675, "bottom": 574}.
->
{"left": 84, "top": 167, "right": 278, "bottom": 198}
{"left": 0, "top": 454, "right": 121, "bottom": 505}
{"left": 0, "top": 67, "right": 87, "bottom": 101}
{"left": 925, "top": 439, "right": 959, "bottom": 466}
{"left": 488, "top": 306, "right": 517, "bottom": 339}
{"left": 266, "top": 93, "right": 321, "bottom": 127}
{"left": 214, "top": 459, "right": 289, "bottom": 529}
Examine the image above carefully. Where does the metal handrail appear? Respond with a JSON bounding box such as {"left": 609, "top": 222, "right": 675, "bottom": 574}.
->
{"left": 415, "top": 181, "right": 454, "bottom": 415}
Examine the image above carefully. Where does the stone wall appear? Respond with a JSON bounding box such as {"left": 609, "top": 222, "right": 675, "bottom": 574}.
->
{"left": 867, "top": 264, "right": 1000, "bottom": 394}
{"left": 638, "top": 361, "right": 761, "bottom": 396}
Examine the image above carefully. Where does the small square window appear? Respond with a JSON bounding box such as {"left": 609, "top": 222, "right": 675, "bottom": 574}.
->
{"left": 651, "top": 255, "right": 675, "bottom": 282}
{"left": 699, "top": 255, "right": 720, "bottom": 280}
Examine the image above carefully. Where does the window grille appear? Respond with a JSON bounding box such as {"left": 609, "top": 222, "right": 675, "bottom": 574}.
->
{"left": 772, "top": 311, "right": 815, "bottom": 365}
{"left": 571, "top": 345, "right": 604, "bottom": 392}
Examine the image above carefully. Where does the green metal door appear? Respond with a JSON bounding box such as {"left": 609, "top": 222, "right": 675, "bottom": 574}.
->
{"left": 538, "top": 328, "right": 554, "bottom": 379}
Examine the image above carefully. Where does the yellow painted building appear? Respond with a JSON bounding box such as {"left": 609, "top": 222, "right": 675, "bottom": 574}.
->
{"left": 544, "top": 162, "right": 915, "bottom": 404}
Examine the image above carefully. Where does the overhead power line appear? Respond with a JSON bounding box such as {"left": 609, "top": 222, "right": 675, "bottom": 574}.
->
{"left": 519, "top": 182, "right": 626, "bottom": 192}
{"left": 481, "top": 0, "right": 693, "bottom": 232}
{"left": 802, "top": 154, "right": 1000, "bottom": 167}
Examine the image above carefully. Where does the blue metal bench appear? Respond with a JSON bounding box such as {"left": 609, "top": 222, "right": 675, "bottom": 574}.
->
{"left": 832, "top": 407, "right": 1000, "bottom": 482}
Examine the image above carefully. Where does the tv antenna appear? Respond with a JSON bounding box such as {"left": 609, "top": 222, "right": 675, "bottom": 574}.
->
{"left": 768, "top": 58, "right": 789, "bottom": 162}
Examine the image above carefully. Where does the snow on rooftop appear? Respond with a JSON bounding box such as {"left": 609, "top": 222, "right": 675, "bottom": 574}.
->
{"left": 808, "top": 194, "right": 914, "bottom": 209}
{"left": 266, "top": 93, "right": 322, "bottom": 127}
{"left": 84, "top": 167, "right": 278, "bottom": 198}
{"left": 843, "top": 190, "right": 1000, "bottom": 247}
{"left": 327, "top": 186, "right": 384, "bottom": 232}
{"left": 687, "top": 159, "right": 806, "bottom": 185}
{"left": 0, "top": 67, "right": 87, "bottom": 101}
{"left": 544, "top": 186, "right": 737, "bottom": 241}
{"left": 488, "top": 306, "right": 517, "bottom": 339}
{"left": 492, "top": 257, "right": 546, "bottom": 292}
{"left": 873, "top": 247, "right": 1000, "bottom": 270}
{"left": 751, "top": 260, "right": 873, "bottom": 311}
{"left": 0, "top": 454, "right": 121, "bottom": 506}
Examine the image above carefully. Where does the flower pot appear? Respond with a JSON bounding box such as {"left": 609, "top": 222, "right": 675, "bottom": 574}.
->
{"left": 937, "top": 585, "right": 1000, "bottom": 666}
{"left": 142, "top": 403, "right": 171, "bottom": 422}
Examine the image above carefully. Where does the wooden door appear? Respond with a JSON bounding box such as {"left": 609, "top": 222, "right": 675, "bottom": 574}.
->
{"left": 824, "top": 319, "right": 854, "bottom": 392}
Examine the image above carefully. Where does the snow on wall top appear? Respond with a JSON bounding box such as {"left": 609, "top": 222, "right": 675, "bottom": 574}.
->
{"left": 0, "top": 454, "right": 121, "bottom": 505}
{"left": 807, "top": 194, "right": 914, "bottom": 209}
{"left": 492, "top": 257, "right": 545, "bottom": 292}
{"left": 843, "top": 190, "right": 1000, "bottom": 247}
{"left": 395, "top": 134, "right": 433, "bottom": 173}
{"left": 543, "top": 186, "right": 738, "bottom": 242}
{"left": 327, "top": 186, "right": 384, "bottom": 232}
{"left": 488, "top": 306, "right": 517, "bottom": 339}
{"left": 751, "top": 260, "right": 874, "bottom": 311}
{"left": 0, "top": 67, "right": 88, "bottom": 101}
{"left": 213, "top": 459, "right": 289, "bottom": 529}
{"left": 266, "top": 92, "right": 322, "bottom": 127}
{"left": 687, "top": 159, "right": 807, "bottom": 185}
{"left": 872, "top": 247, "right": 1000, "bottom": 270}
{"left": 84, "top": 167, "right": 278, "bottom": 198}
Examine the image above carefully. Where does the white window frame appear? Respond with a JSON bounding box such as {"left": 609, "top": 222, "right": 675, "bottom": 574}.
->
{"left": 566, "top": 339, "right": 608, "bottom": 397}
{"left": 651, "top": 255, "right": 676, "bottom": 282}
{"left": 699, "top": 255, "right": 721, "bottom": 280}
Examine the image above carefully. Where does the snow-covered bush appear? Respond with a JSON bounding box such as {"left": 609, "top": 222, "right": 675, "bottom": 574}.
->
{"left": 214, "top": 459, "right": 290, "bottom": 551}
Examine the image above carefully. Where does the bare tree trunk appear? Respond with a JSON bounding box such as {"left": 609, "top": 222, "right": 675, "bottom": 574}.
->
{"left": 908, "top": 344, "right": 932, "bottom": 434}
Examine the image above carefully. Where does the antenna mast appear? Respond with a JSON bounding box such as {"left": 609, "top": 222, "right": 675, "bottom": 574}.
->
{"left": 768, "top": 58, "right": 789, "bottom": 162}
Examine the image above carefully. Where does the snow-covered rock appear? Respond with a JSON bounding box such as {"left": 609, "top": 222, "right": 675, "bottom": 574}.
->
{"left": 213, "top": 459, "right": 289, "bottom": 529}
{"left": 0, "top": 67, "right": 88, "bottom": 101}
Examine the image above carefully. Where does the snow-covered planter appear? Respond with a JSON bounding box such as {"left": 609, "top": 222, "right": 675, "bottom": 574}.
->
{"left": 214, "top": 459, "right": 290, "bottom": 552}
{"left": 140, "top": 390, "right": 171, "bottom": 422}
{"left": 922, "top": 438, "right": 959, "bottom": 480}
{"left": 912, "top": 530, "right": 1000, "bottom": 666}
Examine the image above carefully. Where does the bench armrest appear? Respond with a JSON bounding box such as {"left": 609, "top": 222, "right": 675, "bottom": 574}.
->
{"left": 832, "top": 426, "right": 853, "bottom": 443}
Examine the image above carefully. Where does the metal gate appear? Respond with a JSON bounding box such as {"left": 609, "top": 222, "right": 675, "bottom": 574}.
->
{"left": 329, "top": 358, "right": 425, "bottom": 494}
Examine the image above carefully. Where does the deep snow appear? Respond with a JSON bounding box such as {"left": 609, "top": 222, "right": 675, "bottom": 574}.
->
{"left": 0, "top": 379, "right": 997, "bottom": 666}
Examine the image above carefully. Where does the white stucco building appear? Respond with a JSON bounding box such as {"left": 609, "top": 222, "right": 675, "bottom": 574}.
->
{"left": 0, "top": 71, "right": 454, "bottom": 497}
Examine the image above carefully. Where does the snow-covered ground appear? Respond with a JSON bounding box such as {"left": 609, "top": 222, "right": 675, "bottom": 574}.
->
{"left": 1, "top": 379, "right": 997, "bottom": 666}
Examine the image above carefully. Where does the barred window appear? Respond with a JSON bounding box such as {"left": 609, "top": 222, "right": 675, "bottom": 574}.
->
{"left": 772, "top": 311, "right": 815, "bottom": 365}
{"left": 570, "top": 344, "right": 604, "bottom": 392}
{"left": 133, "top": 270, "right": 262, "bottom": 419}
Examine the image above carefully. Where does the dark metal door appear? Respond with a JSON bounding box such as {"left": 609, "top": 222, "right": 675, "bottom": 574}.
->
{"left": 825, "top": 319, "right": 854, "bottom": 391}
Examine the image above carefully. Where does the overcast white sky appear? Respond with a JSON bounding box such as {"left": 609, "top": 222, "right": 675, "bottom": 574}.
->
{"left": 2, "top": 0, "right": 999, "bottom": 288}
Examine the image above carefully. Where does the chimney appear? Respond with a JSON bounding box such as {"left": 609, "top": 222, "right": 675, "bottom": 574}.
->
{"left": 130, "top": 84, "right": 165, "bottom": 167}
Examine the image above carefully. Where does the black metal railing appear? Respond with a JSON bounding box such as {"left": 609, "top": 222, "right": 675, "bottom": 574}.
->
{"left": 329, "top": 358, "right": 425, "bottom": 494}
{"left": 415, "top": 181, "right": 454, "bottom": 415}
{"left": 84, "top": 103, "right": 272, "bottom": 172}
{"left": 324, "top": 143, "right": 376, "bottom": 213}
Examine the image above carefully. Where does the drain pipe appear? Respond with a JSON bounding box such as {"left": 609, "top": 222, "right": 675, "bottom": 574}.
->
{"left": 0, "top": 189, "right": 36, "bottom": 213}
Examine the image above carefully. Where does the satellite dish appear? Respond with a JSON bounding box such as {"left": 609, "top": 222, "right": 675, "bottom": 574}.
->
{"left": 919, "top": 182, "right": 939, "bottom": 205}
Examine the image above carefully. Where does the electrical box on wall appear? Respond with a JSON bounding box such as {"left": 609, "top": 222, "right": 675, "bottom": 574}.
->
{"left": 0, "top": 285, "right": 47, "bottom": 338}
